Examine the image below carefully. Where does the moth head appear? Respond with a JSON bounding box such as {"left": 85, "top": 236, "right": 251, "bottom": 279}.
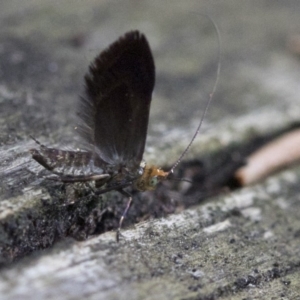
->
{"left": 134, "top": 163, "right": 169, "bottom": 191}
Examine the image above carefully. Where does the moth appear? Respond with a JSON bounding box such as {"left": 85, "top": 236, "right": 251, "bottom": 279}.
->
{"left": 30, "top": 30, "right": 219, "bottom": 240}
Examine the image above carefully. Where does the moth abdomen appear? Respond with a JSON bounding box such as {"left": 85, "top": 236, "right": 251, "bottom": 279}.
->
{"left": 30, "top": 146, "right": 94, "bottom": 176}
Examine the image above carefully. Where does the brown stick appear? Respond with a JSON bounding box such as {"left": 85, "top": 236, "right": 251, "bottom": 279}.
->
{"left": 235, "top": 129, "right": 300, "bottom": 186}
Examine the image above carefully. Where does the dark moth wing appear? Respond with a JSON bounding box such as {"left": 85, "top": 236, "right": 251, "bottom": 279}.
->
{"left": 78, "top": 31, "right": 155, "bottom": 170}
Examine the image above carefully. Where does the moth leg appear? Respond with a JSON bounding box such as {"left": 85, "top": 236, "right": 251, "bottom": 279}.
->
{"left": 46, "top": 173, "right": 110, "bottom": 183}
{"left": 116, "top": 189, "right": 133, "bottom": 242}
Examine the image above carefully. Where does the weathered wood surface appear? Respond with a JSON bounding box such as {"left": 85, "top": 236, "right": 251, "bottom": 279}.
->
{"left": 0, "top": 1, "right": 300, "bottom": 299}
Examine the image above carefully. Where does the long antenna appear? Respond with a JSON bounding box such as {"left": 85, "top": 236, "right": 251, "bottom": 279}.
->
{"left": 169, "top": 14, "right": 221, "bottom": 174}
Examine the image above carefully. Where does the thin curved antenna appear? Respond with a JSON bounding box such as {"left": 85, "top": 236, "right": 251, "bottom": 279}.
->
{"left": 169, "top": 15, "right": 221, "bottom": 174}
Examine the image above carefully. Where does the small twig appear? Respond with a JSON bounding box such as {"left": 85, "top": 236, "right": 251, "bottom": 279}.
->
{"left": 235, "top": 128, "right": 300, "bottom": 186}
